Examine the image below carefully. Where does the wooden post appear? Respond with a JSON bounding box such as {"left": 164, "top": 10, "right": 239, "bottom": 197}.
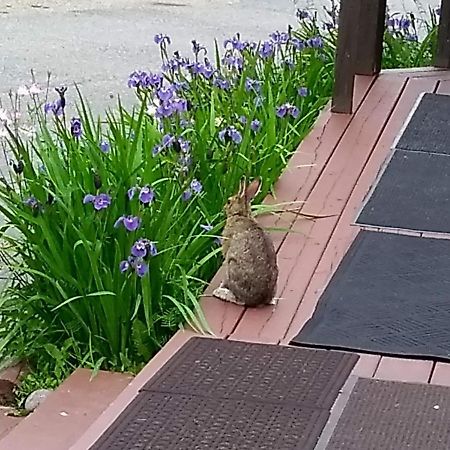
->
{"left": 436, "top": 0, "right": 450, "bottom": 68}
{"left": 331, "top": 0, "right": 361, "bottom": 114}
{"left": 355, "top": 0, "right": 387, "bottom": 75}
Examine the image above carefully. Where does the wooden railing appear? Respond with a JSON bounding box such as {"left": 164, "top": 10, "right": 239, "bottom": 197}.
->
{"left": 332, "top": 0, "right": 450, "bottom": 114}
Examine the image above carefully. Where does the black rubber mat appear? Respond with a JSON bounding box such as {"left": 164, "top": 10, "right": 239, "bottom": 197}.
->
{"left": 90, "top": 391, "right": 329, "bottom": 450}
{"left": 141, "top": 337, "right": 357, "bottom": 409}
{"left": 395, "top": 93, "right": 450, "bottom": 155}
{"left": 291, "top": 231, "right": 450, "bottom": 360}
{"left": 90, "top": 338, "right": 358, "bottom": 450}
{"left": 356, "top": 149, "right": 450, "bottom": 233}
{"left": 326, "top": 378, "right": 450, "bottom": 450}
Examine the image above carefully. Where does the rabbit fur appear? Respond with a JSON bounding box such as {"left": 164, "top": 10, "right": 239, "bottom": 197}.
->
{"left": 213, "top": 178, "right": 278, "bottom": 307}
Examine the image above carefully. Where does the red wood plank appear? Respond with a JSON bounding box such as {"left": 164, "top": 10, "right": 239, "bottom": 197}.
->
{"left": 437, "top": 79, "right": 450, "bottom": 93}
{"left": 0, "top": 369, "right": 134, "bottom": 450}
{"left": 229, "top": 73, "right": 406, "bottom": 344}
{"left": 282, "top": 76, "right": 439, "bottom": 344}
{"left": 261, "top": 75, "right": 374, "bottom": 252}
{"left": 198, "top": 266, "right": 244, "bottom": 338}
{"left": 352, "top": 354, "right": 381, "bottom": 378}
{"left": 430, "top": 363, "right": 450, "bottom": 386}
{"left": 70, "top": 330, "right": 195, "bottom": 450}
{"left": 374, "top": 357, "right": 433, "bottom": 383}
{"left": 199, "top": 76, "right": 374, "bottom": 338}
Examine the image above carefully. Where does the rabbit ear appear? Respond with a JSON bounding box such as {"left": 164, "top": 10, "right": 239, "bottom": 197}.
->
{"left": 245, "top": 178, "right": 261, "bottom": 201}
{"left": 238, "top": 176, "right": 247, "bottom": 198}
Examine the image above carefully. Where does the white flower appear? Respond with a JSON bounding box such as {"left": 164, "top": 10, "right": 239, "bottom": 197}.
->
{"left": 0, "top": 127, "right": 8, "bottom": 139}
{"left": 17, "top": 86, "right": 29, "bottom": 96}
{"left": 29, "top": 83, "right": 42, "bottom": 95}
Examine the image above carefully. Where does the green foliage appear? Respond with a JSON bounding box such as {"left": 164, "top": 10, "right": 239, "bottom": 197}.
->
{"left": 0, "top": 3, "right": 442, "bottom": 393}
{"left": 0, "top": 25, "right": 333, "bottom": 383}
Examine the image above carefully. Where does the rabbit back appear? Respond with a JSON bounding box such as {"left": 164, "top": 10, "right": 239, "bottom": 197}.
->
{"left": 223, "top": 217, "right": 278, "bottom": 306}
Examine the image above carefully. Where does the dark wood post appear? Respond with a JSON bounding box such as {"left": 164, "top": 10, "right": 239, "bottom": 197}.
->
{"left": 436, "top": 0, "right": 450, "bottom": 68}
{"left": 331, "top": 0, "right": 361, "bottom": 114}
{"left": 355, "top": 0, "right": 387, "bottom": 75}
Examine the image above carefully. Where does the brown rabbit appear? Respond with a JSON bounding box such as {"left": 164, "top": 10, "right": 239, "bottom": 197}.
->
{"left": 213, "top": 177, "right": 278, "bottom": 307}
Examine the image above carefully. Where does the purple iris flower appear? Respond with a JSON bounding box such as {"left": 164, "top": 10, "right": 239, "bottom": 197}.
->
{"left": 83, "top": 194, "right": 95, "bottom": 204}
{"left": 291, "top": 38, "right": 305, "bottom": 51}
{"left": 70, "top": 117, "right": 82, "bottom": 138}
{"left": 24, "top": 196, "right": 38, "bottom": 208}
{"left": 119, "top": 260, "right": 130, "bottom": 273}
{"left": 131, "top": 240, "right": 147, "bottom": 258}
{"left": 290, "top": 106, "right": 300, "bottom": 118}
{"left": 83, "top": 193, "right": 111, "bottom": 211}
{"left": 114, "top": 215, "right": 141, "bottom": 231}
{"left": 157, "top": 85, "right": 174, "bottom": 102}
{"left": 100, "top": 140, "right": 110, "bottom": 153}
{"left": 128, "top": 71, "right": 163, "bottom": 89}
{"left": 222, "top": 55, "right": 244, "bottom": 70}
{"left": 135, "top": 261, "right": 149, "bottom": 277}
{"left": 44, "top": 98, "right": 64, "bottom": 116}
{"left": 201, "top": 61, "right": 215, "bottom": 79}
{"left": 192, "top": 39, "right": 207, "bottom": 56}
{"left": 93, "top": 194, "right": 111, "bottom": 210}
{"left": 276, "top": 104, "right": 300, "bottom": 119}
{"left": 298, "top": 87, "right": 309, "bottom": 97}
{"left": 178, "top": 138, "right": 190, "bottom": 152}
{"left": 218, "top": 126, "right": 242, "bottom": 144}
{"left": 182, "top": 190, "right": 192, "bottom": 201}
{"left": 296, "top": 9, "right": 310, "bottom": 20}
{"left": 259, "top": 40, "right": 274, "bottom": 58}
{"left": 213, "top": 77, "right": 231, "bottom": 90}
{"left": 245, "top": 78, "right": 262, "bottom": 93}
{"left": 239, "top": 115, "right": 247, "bottom": 124}
{"left": 250, "top": 119, "right": 261, "bottom": 132}
{"left": 269, "top": 31, "right": 289, "bottom": 45}
{"left": 190, "top": 179, "right": 202, "bottom": 194}
{"left": 406, "top": 33, "right": 418, "bottom": 42}
{"left": 224, "top": 33, "right": 246, "bottom": 51}
{"left": 154, "top": 33, "right": 171, "bottom": 46}
{"left": 307, "top": 36, "right": 323, "bottom": 49}
{"left": 172, "top": 98, "right": 188, "bottom": 113}
{"left": 44, "top": 102, "right": 53, "bottom": 114}
{"left": 128, "top": 187, "right": 136, "bottom": 200}
{"left": 276, "top": 105, "right": 288, "bottom": 118}
{"left": 139, "top": 186, "right": 155, "bottom": 204}
{"left": 155, "top": 102, "right": 174, "bottom": 119}
{"left": 399, "top": 17, "right": 411, "bottom": 30}
{"left": 162, "top": 134, "right": 175, "bottom": 147}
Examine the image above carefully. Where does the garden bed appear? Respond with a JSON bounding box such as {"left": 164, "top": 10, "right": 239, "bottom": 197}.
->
{"left": 0, "top": 3, "right": 441, "bottom": 411}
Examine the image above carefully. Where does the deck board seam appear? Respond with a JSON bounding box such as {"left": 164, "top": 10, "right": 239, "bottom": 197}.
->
{"left": 278, "top": 76, "right": 410, "bottom": 345}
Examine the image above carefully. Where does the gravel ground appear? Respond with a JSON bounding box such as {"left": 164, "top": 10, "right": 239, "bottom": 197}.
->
{"left": 0, "top": 0, "right": 440, "bottom": 114}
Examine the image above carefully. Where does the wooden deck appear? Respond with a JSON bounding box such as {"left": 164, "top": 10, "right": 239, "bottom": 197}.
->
{"left": 71, "top": 67, "right": 450, "bottom": 449}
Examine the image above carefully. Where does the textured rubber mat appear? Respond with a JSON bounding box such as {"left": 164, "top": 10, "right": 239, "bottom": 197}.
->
{"left": 356, "top": 149, "right": 450, "bottom": 233}
{"left": 90, "top": 338, "right": 358, "bottom": 450}
{"left": 395, "top": 92, "right": 450, "bottom": 155}
{"left": 291, "top": 231, "right": 450, "bottom": 360}
{"left": 90, "top": 391, "right": 329, "bottom": 450}
{"left": 326, "top": 378, "right": 450, "bottom": 450}
{"left": 141, "top": 337, "right": 358, "bottom": 409}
